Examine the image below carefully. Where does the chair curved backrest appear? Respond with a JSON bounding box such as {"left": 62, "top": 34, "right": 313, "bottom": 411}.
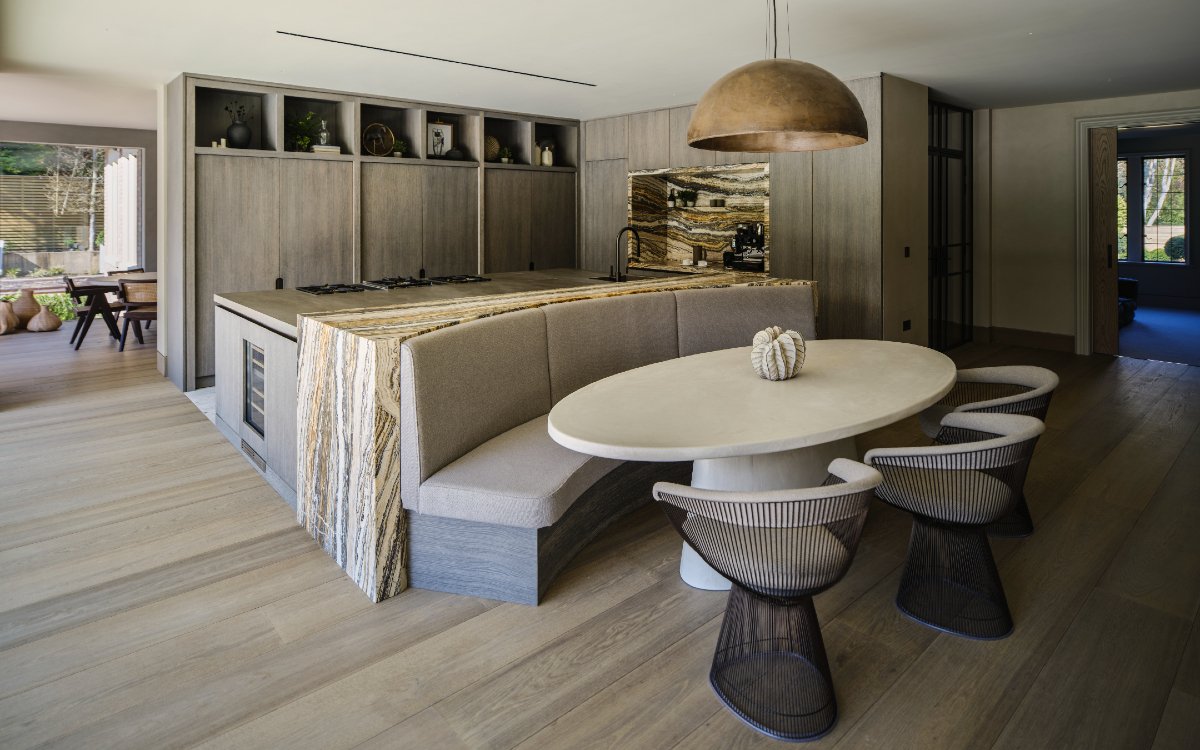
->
{"left": 920, "top": 365, "right": 1058, "bottom": 438}
{"left": 653, "top": 458, "right": 882, "bottom": 598}
{"left": 867, "top": 412, "right": 1044, "bottom": 526}
{"left": 63, "top": 275, "right": 85, "bottom": 304}
{"left": 118, "top": 279, "right": 157, "bottom": 305}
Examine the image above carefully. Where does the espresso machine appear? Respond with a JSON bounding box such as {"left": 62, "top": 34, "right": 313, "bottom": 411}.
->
{"left": 724, "top": 223, "right": 766, "bottom": 272}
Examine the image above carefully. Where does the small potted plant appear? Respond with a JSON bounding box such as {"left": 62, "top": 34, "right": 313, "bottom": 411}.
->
{"left": 499, "top": 146, "right": 513, "bottom": 164}
{"left": 393, "top": 138, "right": 408, "bottom": 158}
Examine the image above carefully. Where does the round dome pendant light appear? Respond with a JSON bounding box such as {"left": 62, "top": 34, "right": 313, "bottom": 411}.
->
{"left": 687, "top": 2, "right": 868, "bottom": 153}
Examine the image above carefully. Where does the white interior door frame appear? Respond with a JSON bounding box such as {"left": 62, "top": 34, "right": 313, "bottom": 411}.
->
{"left": 1074, "top": 106, "right": 1200, "bottom": 355}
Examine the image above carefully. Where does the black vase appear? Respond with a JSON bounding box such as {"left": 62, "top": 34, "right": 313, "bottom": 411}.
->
{"left": 226, "top": 120, "right": 252, "bottom": 149}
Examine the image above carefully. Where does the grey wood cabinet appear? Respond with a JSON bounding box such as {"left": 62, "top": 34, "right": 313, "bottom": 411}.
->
{"left": 531, "top": 171, "right": 576, "bottom": 270}
{"left": 279, "top": 159, "right": 354, "bottom": 288}
{"left": 361, "top": 163, "right": 423, "bottom": 279}
{"left": 422, "top": 167, "right": 478, "bottom": 277}
{"left": 484, "top": 170, "right": 576, "bottom": 273}
{"left": 767, "top": 151, "right": 814, "bottom": 281}
{"left": 582, "top": 159, "right": 628, "bottom": 274}
{"left": 584, "top": 116, "right": 627, "bottom": 161}
{"left": 628, "top": 110, "right": 670, "bottom": 171}
{"left": 194, "top": 154, "right": 280, "bottom": 380}
{"left": 484, "top": 170, "right": 532, "bottom": 273}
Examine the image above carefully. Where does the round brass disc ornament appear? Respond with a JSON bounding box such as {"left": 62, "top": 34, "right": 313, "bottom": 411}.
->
{"left": 362, "top": 123, "right": 396, "bottom": 156}
{"left": 687, "top": 59, "right": 868, "bottom": 152}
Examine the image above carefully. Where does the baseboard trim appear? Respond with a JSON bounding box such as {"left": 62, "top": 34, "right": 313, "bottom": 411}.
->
{"left": 989, "top": 326, "right": 1075, "bottom": 352}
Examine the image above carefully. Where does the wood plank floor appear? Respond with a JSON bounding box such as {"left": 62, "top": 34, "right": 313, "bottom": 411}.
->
{"left": 1, "top": 327, "right": 1197, "bottom": 749}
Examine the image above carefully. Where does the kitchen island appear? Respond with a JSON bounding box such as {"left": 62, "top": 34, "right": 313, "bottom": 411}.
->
{"left": 214, "top": 268, "right": 815, "bottom": 602}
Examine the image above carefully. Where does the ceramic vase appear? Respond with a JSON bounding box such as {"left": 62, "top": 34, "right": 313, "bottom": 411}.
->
{"left": 226, "top": 120, "right": 252, "bottom": 149}
{"left": 12, "top": 288, "right": 39, "bottom": 328}
{"left": 27, "top": 304, "right": 62, "bottom": 332}
{"left": 0, "top": 300, "right": 18, "bottom": 335}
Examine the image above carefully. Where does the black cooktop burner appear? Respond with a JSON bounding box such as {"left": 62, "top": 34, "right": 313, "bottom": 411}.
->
{"left": 296, "top": 283, "right": 371, "bottom": 295}
{"left": 429, "top": 275, "right": 492, "bottom": 284}
{"left": 361, "top": 276, "right": 435, "bottom": 289}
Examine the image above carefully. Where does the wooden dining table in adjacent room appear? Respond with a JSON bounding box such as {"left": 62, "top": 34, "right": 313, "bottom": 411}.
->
{"left": 69, "top": 272, "right": 157, "bottom": 350}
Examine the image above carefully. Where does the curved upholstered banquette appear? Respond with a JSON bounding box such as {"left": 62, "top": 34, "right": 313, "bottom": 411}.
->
{"left": 398, "top": 283, "right": 818, "bottom": 603}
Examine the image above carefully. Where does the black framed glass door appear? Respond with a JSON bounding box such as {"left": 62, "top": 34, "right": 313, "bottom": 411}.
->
{"left": 929, "top": 102, "right": 973, "bottom": 350}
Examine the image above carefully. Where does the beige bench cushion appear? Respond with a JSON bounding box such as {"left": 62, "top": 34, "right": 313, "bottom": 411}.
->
{"left": 674, "top": 284, "right": 817, "bottom": 357}
{"left": 419, "top": 415, "right": 623, "bottom": 528}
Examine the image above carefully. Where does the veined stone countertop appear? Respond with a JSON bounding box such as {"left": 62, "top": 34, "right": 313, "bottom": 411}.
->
{"left": 292, "top": 268, "right": 816, "bottom": 602}
{"left": 214, "top": 268, "right": 616, "bottom": 338}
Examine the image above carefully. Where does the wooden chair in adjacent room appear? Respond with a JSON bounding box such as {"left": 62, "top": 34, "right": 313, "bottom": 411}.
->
{"left": 116, "top": 279, "right": 157, "bottom": 351}
{"left": 653, "top": 459, "right": 883, "bottom": 741}
{"left": 63, "top": 275, "right": 121, "bottom": 346}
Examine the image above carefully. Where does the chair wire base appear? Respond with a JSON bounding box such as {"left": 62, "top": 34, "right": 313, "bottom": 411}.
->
{"left": 986, "top": 494, "right": 1034, "bottom": 538}
{"left": 710, "top": 584, "right": 837, "bottom": 742}
{"left": 896, "top": 516, "right": 1013, "bottom": 640}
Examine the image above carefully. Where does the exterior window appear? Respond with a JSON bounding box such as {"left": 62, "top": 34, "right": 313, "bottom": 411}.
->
{"left": 1117, "top": 159, "right": 1128, "bottom": 261}
{"left": 1142, "top": 156, "right": 1186, "bottom": 263}
{"left": 244, "top": 341, "right": 265, "bottom": 436}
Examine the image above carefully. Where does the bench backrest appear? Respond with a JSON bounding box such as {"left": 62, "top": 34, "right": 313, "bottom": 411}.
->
{"left": 674, "top": 284, "right": 817, "bottom": 357}
{"left": 544, "top": 292, "right": 679, "bottom": 404}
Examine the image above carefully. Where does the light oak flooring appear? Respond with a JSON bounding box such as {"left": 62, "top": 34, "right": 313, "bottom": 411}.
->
{"left": 1, "top": 327, "right": 1198, "bottom": 749}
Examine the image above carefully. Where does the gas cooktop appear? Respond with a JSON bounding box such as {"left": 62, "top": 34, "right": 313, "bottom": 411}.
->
{"left": 295, "top": 283, "right": 372, "bottom": 295}
{"left": 429, "top": 275, "right": 491, "bottom": 284}
{"left": 361, "top": 276, "right": 434, "bottom": 289}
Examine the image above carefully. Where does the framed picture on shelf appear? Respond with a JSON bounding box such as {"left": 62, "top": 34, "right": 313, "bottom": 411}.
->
{"left": 427, "top": 121, "right": 454, "bottom": 158}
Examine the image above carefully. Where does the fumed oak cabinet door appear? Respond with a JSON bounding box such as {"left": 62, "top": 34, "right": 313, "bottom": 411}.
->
{"left": 627, "top": 109, "right": 671, "bottom": 171}
{"left": 423, "top": 167, "right": 479, "bottom": 277}
{"left": 194, "top": 154, "right": 280, "bottom": 380}
{"left": 484, "top": 170, "right": 532, "bottom": 273}
{"left": 582, "top": 159, "right": 628, "bottom": 273}
{"left": 531, "top": 171, "right": 576, "bottom": 270}
{"left": 361, "top": 163, "right": 424, "bottom": 279}
{"left": 279, "top": 159, "right": 354, "bottom": 288}
{"left": 584, "top": 116, "right": 628, "bottom": 161}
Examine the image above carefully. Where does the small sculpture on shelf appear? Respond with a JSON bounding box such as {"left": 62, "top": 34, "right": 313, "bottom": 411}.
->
{"left": 540, "top": 142, "right": 554, "bottom": 167}
{"left": 750, "top": 325, "right": 806, "bottom": 381}
{"left": 484, "top": 135, "right": 501, "bottom": 161}
{"left": 224, "top": 100, "right": 253, "bottom": 149}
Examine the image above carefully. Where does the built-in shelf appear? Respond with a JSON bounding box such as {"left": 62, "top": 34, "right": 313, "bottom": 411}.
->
{"left": 359, "top": 154, "right": 424, "bottom": 165}
{"left": 483, "top": 161, "right": 576, "bottom": 173}
{"left": 194, "top": 86, "right": 276, "bottom": 151}
{"left": 283, "top": 95, "right": 355, "bottom": 154}
{"left": 483, "top": 116, "right": 532, "bottom": 165}
{"left": 360, "top": 102, "right": 422, "bottom": 158}
{"left": 533, "top": 122, "right": 578, "bottom": 169}
{"left": 424, "top": 111, "right": 479, "bottom": 162}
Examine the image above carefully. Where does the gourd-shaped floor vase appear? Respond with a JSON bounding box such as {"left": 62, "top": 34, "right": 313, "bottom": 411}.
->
{"left": 0, "top": 300, "right": 19, "bottom": 334}
{"left": 12, "top": 288, "right": 39, "bottom": 328}
{"left": 27, "top": 304, "right": 63, "bottom": 332}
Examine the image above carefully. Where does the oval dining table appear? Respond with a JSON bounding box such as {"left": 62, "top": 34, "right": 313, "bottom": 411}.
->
{"left": 548, "top": 339, "right": 957, "bottom": 590}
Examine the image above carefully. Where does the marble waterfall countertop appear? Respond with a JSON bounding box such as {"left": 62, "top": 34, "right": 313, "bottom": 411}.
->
{"left": 293, "top": 269, "right": 816, "bottom": 602}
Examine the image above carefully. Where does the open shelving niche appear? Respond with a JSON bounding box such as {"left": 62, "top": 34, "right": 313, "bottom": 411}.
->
{"left": 193, "top": 85, "right": 278, "bottom": 151}
{"left": 423, "top": 109, "right": 481, "bottom": 164}
{"left": 534, "top": 121, "right": 579, "bottom": 169}
{"left": 359, "top": 100, "right": 423, "bottom": 158}
{"left": 282, "top": 95, "right": 356, "bottom": 155}
{"left": 483, "top": 116, "right": 533, "bottom": 165}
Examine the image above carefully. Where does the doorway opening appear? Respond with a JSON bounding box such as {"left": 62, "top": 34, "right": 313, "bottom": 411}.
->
{"left": 928, "top": 101, "right": 973, "bottom": 351}
{"left": 0, "top": 141, "right": 145, "bottom": 329}
{"left": 1114, "top": 123, "right": 1200, "bottom": 366}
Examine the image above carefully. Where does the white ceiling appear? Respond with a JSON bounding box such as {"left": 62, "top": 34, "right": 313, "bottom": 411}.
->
{"left": 3, "top": 0, "right": 1200, "bottom": 131}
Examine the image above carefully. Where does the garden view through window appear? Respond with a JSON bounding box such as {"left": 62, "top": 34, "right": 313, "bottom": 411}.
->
{"left": 1117, "top": 154, "right": 1187, "bottom": 264}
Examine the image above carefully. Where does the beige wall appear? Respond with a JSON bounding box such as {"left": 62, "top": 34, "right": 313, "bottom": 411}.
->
{"left": 979, "top": 87, "right": 1200, "bottom": 336}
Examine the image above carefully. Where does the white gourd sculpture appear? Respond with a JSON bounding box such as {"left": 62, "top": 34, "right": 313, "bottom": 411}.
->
{"left": 750, "top": 325, "right": 806, "bottom": 381}
{"left": 27, "top": 304, "right": 63, "bottom": 332}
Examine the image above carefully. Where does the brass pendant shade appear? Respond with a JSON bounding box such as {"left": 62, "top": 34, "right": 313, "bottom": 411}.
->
{"left": 687, "top": 58, "right": 868, "bottom": 152}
